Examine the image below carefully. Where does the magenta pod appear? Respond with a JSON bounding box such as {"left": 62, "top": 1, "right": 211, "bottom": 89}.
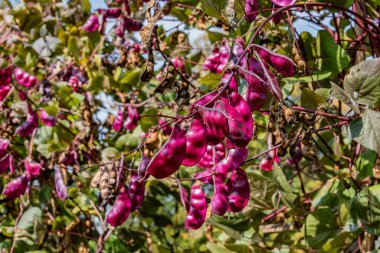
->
{"left": 191, "top": 90, "right": 218, "bottom": 111}
{"left": 113, "top": 107, "right": 124, "bottom": 131}
{"left": 245, "top": 86, "right": 268, "bottom": 111}
{"left": 0, "top": 154, "right": 11, "bottom": 174}
{"left": 227, "top": 168, "right": 250, "bottom": 212}
{"left": 0, "top": 67, "right": 12, "bottom": 101}
{"left": 184, "top": 184, "right": 207, "bottom": 230}
{"left": 14, "top": 67, "right": 39, "bottom": 88}
{"left": 179, "top": 184, "right": 190, "bottom": 211}
{"left": 124, "top": 106, "right": 139, "bottom": 131}
{"left": 271, "top": 0, "right": 296, "bottom": 7}
{"left": 197, "top": 143, "right": 226, "bottom": 169}
{"left": 39, "top": 109, "right": 57, "bottom": 127}
{"left": 129, "top": 172, "right": 145, "bottom": 211}
{"left": 15, "top": 104, "right": 38, "bottom": 137}
{"left": 217, "top": 98, "right": 251, "bottom": 147}
{"left": 3, "top": 175, "right": 29, "bottom": 199}
{"left": 182, "top": 118, "right": 208, "bottom": 166}
{"left": 221, "top": 71, "right": 238, "bottom": 93}
{"left": 0, "top": 139, "right": 9, "bottom": 156}
{"left": 159, "top": 118, "right": 173, "bottom": 136}
{"left": 24, "top": 160, "right": 41, "bottom": 177}
{"left": 105, "top": 187, "right": 132, "bottom": 227}
{"left": 211, "top": 174, "right": 229, "bottom": 215}
{"left": 146, "top": 125, "right": 187, "bottom": 179}
{"left": 203, "top": 38, "right": 230, "bottom": 73}
{"left": 197, "top": 106, "right": 228, "bottom": 145}
{"left": 103, "top": 8, "right": 122, "bottom": 18}
{"left": 83, "top": 14, "right": 99, "bottom": 33}
{"left": 54, "top": 165, "right": 67, "bottom": 201}
{"left": 172, "top": 57, "right": 186, "bottom": 74}
{"left": 245, "top": 0, "right": 259, "bottom": 22}
{"left": 138, "top": 152, "right": 151, "bottom": 179}
{"left": 254, "top": 45, "right": 296, "bottom": 77}
{"left": 214, "top": 147, "right": 248, "bottom": 174}
{"left": 227, "top": 91, "right": 254, "bottom": 143}
{"left": 123, "top": 17, "right": 143, "bottom": 31}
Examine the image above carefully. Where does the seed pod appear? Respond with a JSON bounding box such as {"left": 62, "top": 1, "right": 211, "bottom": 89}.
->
{"left": 123, "top": 17, "right": 143, "bottom": 31}
{"left": 0, "top": 139, "right": 9, "bottom": 156}
{"left": 244, "top": 57, "right": 265, "bottom": 89}
{"left": 146, "top": 126, "right": 186, "bottom": 179}
{"left": 68, "top": 76, "right": 79, "bottom": 92}
{"left": 0, "top": 154, "right": 12, "bottom": 174}
{"left": 184, "top": 184, "right": 207, "bottom": 230}
{"left": 182, "top": 118, "right": 208, "bottom": 166}
{"left": 254, "top": 45, "right": 296, "bottom": 77}
{"left": 217, "top": 98, "right": 251, "bottom": 147}
{"left": 105, "top": 187, "right": 132, "bottom": 227}
{"left": 172, "top": 57, "right": 186, "bottom": 74}
{"left": 24, "top": 160, "right": 41, "bottom": 176}
{"left": 214, "top": 147, "right": 248, "bottom": 174}
{"left": 3, "top": 175, "right": 29, "bottom": 199}
{"left": 228, "top": 90, "right": 254, "bottom": 140}
{"left": 124, "top": 106, "right": 139, "bottom": 131}
{"left": 103, "top": 8, "right": 122, "bottom": 18}
{"left": 197, "top": 143, "right": 226, "bottom": 169}
{"left": 179, "top": 184, "right": 190, "bottom": 211}
{"left": 227, "top": 168, "right": 249, "bottom": 212}
{"left": 0, "top": 67, "right": 12, "bottom": 101}
{"left": 113, "top": 107, "right": 124, "bottom": 131}
{"left": 222, "top": 71, "right": 238, "bottom": 92}
{"left": 54, "top": 165, "right": 68, "bottom": 201}
{"left": 211, "top": 174, "right": 229, "bottom": 216}
{"left": 232, "top": 37, "right": 246, "bottom": 69}
{"left": 271, "top": 0, "right": 296, "bottom": 7}
{"left": 83, "top": 14, "right": 99, "bottom": 33}
{"left": 203, "top": 38, "right": 230, "bottom": 73}
{"left": 159, "top": 118, "right": 173, "bottom": 136}
{"left": 15, "top": 104, "right": 39, "bottom": 137}
{"left": 129, "top": 172, "right": 145, "bottom": 211}
{"left": 191, "top": 90, "right": 218, "bottom": 111}
{"left": 14, "top": 67, "right": 39, "bottom": 88}
{"left": 138, "top": 151, "right": 151, "bottom": 179}
{"left": 259, "top": 156, "right": 275, "bottom": 171}
{"left": 197, "top": 106, "right": 228, "bottom": 145}
{"left": 39, "top": 109, "right": 57, "bottom": 127}
{"left": 245, "top": 0, "right": 259, "bottom": 22}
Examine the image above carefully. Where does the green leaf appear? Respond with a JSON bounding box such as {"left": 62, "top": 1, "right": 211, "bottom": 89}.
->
{"left": 32, "top": 36, "right": 61, "bottom": 57}
{"left": 17, "top": 207, "right": 42, "bottom": 230}
{"left": 120, "top": 68, "right": 143, "bottom": 87}
{"left": 283, "top": 71, "right": 332, "bottom": 84}
{"left": 300, "top": 88, "right": 330, "bottom": 110}
{"left": 343, "top": 58, "right": 380, "bottom": 106}
{"left": 140, "top": 108, "right": 159, "bottom": 132}
{"left": 101, "top": 147, "right": 120, "bottom": 162}
{"left": 208, "top": 219, "right": 241, "bottom": 240}
{"left": 349, "top": 109, "right": 380, "bottom": 154}
{"left": 207, "top": 31, "right": 226, "bottom": 44}
{"left": 331, "top": 82, "right": 360, "bottom": 114}
{"left": 249, "top": 172, "right": 276, "bottom": 210}
{"left": 303, "top": 207, "right": 339, "bottom": 248}
{"left": 201, "top": 0, "right": 227, "bottom": 21}
{"left": 355, "top": 149, "right": 377, "bottom": 179}
{"left": 67, "top": 36, "right": 80, "bottom": 57}
{"left": 207, "top": 242, "right": 230, "bottom": 253}
{"left": 81, "top": 0, "right": 91, "bottom": 13}
{"left": 198, "top": 72, "right": 223, "bottom": 89}
{"left": 316, "top": 31, "right": 350, "bottom": 76}
{"left": 312, "top": 178, "right": 339, "bottom": 209}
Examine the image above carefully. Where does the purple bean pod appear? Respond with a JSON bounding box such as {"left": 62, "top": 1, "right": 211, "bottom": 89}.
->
{"left": 184, "top": 184, "right": 207, "bottom": 230}
{"left": 182, "top": 118, "right": 208, "bottom": 166}
{"left": 54, "top": 165, "right": 67, "bottom": 201}
{"left": 197, "top": 106, "right": 228, "bottom": 145}
{"left": 113, "top": 107, "right": 124, "bottom": 131}
{"left": 105, "top": 187, "right": 132, "bottom": 227}
{"left": 3, "top": 175, "right": 29, "bottom": 199}
{"left": 227, "top": 168, "right": 250, "bottom": 212}
{"left": 211, "top": 174, "right": 229, "bottom": 216}
{"left": 146, "top": 125, "right": 187, "bottom": 179}
{"left": 129, "top": 171, "right": 145, "bottom": 211}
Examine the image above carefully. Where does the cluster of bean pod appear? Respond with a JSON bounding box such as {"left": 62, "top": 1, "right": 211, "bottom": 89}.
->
{"left": 103, "top": 34, "right": 297, "bottom": 229}
{"left": 83, "top": 4, "right": 144, "bottom": 36}
{"left": 112, "top": 105, "right": 139, "bottom": 132}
